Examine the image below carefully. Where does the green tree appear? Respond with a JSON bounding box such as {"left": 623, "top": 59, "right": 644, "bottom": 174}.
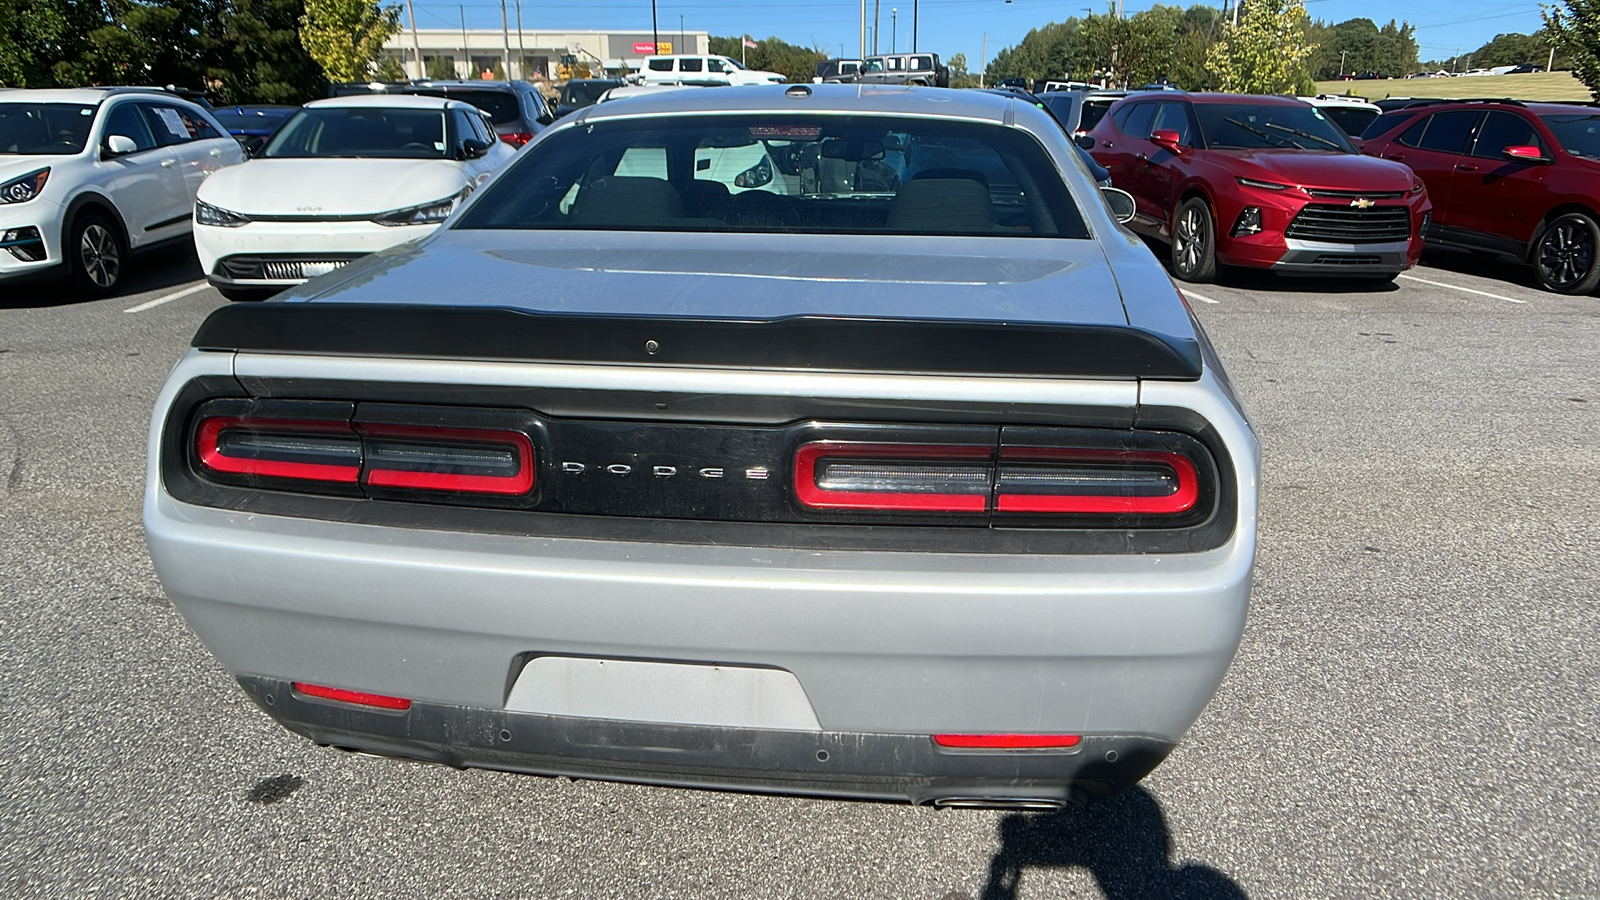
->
{"left": 425, "top": 54, "right": 455, "bottom": 80}
{"left": 946, "top": 52, "right": 980, "bottom": 88}
{"left": 1466, "top": 30, "right": 1564, "bottom": 69}
{"left": 1544, "top": 0, "right": 1600, "bottom": 94}
{"left": 299, "top": 0, "right": 400, "bottom": 84}
{"left": 220, "top": 0, "right": 327, "bottom": 102}
{"left": 708, "top": 36, "right": 823, "bottom": 86}
{"left": 1210, "top": 0, "right": 1317, "bottom": 94}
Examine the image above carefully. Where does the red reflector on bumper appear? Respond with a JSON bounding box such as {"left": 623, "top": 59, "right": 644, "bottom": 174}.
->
{"left": 933, "top": 734, "right": 1083, "bottom": 749}
{"left": 292, "top": 682, "right": 412, "bottom": 710}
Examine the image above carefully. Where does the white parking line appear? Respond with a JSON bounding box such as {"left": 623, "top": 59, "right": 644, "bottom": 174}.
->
{"left": 124, "top": 281, "right": 209, "bottom": 314}
{"left": 1183, "top": 290, "right": 1220, "bottom": 305}
{"left": 1398, "top": 273, "right": 1526, "bottom": 304}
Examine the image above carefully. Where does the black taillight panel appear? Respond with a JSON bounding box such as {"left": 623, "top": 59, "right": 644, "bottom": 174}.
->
{"left": 180, "top": 396, "right": 1221, "bottom": 533}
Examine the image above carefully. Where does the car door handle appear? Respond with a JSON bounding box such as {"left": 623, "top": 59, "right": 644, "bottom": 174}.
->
{"left": 1454, "top": 163, "right": 1479, "bottom": 172}
{"left": 1134, "top": 152, "right": 1146, "bottom": 162}
{"left": 1102, "top": 141, "right": 1113, "bottom": 148}
{"left": 160, "top": 158, "right": 178, "bottom": 167}
{"left": 1384, "top": 152, "right": 1405, "bottom": 161}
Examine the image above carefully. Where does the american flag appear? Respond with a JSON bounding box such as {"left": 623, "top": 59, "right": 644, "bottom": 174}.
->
{"left": 743, "top": 36, "right": 758, "bottom": 49}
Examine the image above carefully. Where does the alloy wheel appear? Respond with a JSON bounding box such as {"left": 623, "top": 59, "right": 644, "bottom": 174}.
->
{"left": 1174, "top": 207, "right": 1204, "bottom": 275}
{"left": 1537, "top": 219, "right": 1594, "bottom": 289}
{"left": 79, "top": 223, "right": 121, "bottom": 289}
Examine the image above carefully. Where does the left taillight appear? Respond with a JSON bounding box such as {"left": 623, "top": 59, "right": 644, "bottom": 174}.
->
{"left": 190, "top": 400, "right": 537, "bottom": 501}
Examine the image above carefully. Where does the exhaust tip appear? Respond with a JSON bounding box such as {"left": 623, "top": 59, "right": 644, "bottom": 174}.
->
{"left": 931, "top": 797, "right": 1067, "bottom": 811}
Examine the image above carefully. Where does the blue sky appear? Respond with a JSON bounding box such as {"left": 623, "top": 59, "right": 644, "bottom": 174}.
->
{"left": 409, "top": 0, "right": 1547, "bottom": 73}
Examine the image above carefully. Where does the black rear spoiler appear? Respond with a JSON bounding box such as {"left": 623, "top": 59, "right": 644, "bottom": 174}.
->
{"left": 191, "top": 303, "right": 1203, "bottom": 380}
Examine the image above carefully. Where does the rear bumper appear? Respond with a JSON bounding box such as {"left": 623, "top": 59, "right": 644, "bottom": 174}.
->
{"left": 240, "top": 675, "right": 1174, "bottom": 806}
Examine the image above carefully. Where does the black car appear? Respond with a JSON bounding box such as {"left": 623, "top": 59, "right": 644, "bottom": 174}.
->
{"left": 210, "top": 104, "right": 297, "bottom": 151}
{"left": 404, "top": 80, "right": 555, "bottom": 147}
{"left": 554, "top": 78, "right": 625, "bottom": 118}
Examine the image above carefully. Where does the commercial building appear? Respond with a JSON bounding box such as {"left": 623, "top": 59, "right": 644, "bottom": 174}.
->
{"left": 382, "top": 29, "right": 711, "bottom": 81}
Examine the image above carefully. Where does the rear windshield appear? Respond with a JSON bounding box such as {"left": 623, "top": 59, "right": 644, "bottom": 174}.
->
{"left": 1319, "top": 106, "right": 1378, "bottom": 137}
{"left": 0, "top": 103, "right": 95, "bottom": 155}
{"left": 560, "top": 81, "right": 619, "bottom": 108}
{"left": 410, "top": 89, "right": 520, "bottom": 124}
{"left": 1539, "top": 113, "right": 1600, "bottom": 157}
{"left": 261, "top": 107, "right": 447, "bottom": 158}
{"left": 1077, "top": 100, "right": 1113, "bottom": 132}
{"left": 1195, "top": 103, "right": 1355, "bottom": 152}
{"left": 456, "top": 114, "right": 1088, "bottom": 238}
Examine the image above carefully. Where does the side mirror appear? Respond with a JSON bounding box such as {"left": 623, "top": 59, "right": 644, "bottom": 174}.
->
{"left": 1150, "top": 129, "right": 1183, "bottom": 153}
{"left": 1073, "top": 132, "right": 1096, "bottom": 151}
{"left": 242, "top": 136, "right": 266, "bottom": 157}
{"left": 1503, "top": 144, "right": 1550, "bottom": 163}
{"left": 104, "top": 134, "right": 138, "bottom": 157}
{"left": 461, "top": 138, "right": 490, "bottom": 160}
{"left": 1100, "top": 186, "right": 1137, "bottom": 224}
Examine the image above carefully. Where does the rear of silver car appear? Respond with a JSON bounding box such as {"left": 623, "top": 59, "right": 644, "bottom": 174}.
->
{"left": 145, "top": 314, "right": 1254, "bottom": 808}
{"left": 144, "top": 87, "right": 1257, "bottom": 807}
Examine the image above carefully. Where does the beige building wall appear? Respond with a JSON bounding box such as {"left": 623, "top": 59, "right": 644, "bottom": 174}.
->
{"left": 382, "top": 29, "right": 710, "bottom": 81}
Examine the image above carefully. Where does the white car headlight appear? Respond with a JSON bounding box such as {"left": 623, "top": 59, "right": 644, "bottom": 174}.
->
{"left": 372, "top": 190, "right": 467, "bottom": 227}
{"left": 0, "top": 168, "right": 49, "bottom": 204}
{"left": 195, "top": 200, "right": 251, "bottom": 227}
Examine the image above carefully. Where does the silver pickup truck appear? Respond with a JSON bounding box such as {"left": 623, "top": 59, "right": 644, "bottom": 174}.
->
{"left": 856, "top": 52, "right": 950, "bottom": 87}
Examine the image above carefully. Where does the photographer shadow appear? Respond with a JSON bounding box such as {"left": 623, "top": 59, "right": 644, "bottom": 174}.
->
{"left": 981, "top": 787, "right": 1248, "bottom": 900}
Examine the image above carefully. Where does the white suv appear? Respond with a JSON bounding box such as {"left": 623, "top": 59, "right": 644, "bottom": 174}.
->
{"left": 0, "top": 87, "right": 245, "bottom": 295}
{"left": 637, "top": 55, "right": 786, "bottom": 86}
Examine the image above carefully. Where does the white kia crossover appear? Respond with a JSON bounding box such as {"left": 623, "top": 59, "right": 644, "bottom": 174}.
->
{"left": 193, "top": 94, "right": 516, "bottom": 300}
{"left": 0, "top": 87, "right": 243, "bottom": 295}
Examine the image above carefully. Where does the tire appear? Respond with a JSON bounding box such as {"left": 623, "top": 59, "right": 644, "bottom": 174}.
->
{"left": 217, "top": 284, "right": 275, "bottom": 302}
{"left": 67, "top": 212, "right": 125, "bottom": 296}
{"left": 1532, "top": 212, "right": 1600, "bottom": 294}
{"left": 1170, "top": 197, "right": 1219, "bottom": 283}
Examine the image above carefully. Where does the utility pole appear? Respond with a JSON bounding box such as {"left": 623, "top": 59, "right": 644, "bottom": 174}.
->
{"left": 892, "top": 8, "right": 897, "bottom": 54}
{"left": 405, "top": 0, "right": 422, "bottom": 78}
{"left": 1548, "top": 45, "right": 1556, "bottom": 72}
{"left": 980, "top": 32, "right": 986, "bottom": 87}
{"left": 1339, "top": 49, "right": 1347, "bottom": 77}
{"left": 680, "top": 15, "right": 685, "bottom": 53}
{"left": 873, "top": 0, "right": 881, "bottom": 54}
{"left": 500, "top": 0, "right": 511, "bottom": 80}
{"left": 860, "top": 0, "right": 866, "bottom": 59}
{"left": 652, "top": 0, "right": 659, "bottom": 54}
{"left": 514, "top": 0, "right": 525, "bottom": 79}
{"left": 913, "top": 0, "right": 918, "bottom": 51}
{"left": 459, "top": 5, "right": 469, "bottom": 78}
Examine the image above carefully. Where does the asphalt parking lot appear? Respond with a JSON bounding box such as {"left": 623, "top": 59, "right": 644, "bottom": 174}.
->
{"left": 1, "top": 245, "right": 1595, "bottom": 898}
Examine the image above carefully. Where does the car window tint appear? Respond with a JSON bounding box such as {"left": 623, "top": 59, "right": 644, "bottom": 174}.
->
{"left": 1538, "top": 112, "right": 1600, "bottom": 157}
{"left": 1360, "top": 110, "right": 1416, "bottom": 141}
{"left": 1319, "top": 106, "right": 1377, "bottom": 137}
{"left": 1119, "top": 102, "right": 1158, "bottom": 138}
{"left": 1416, "top": 111, "right": 1481, "bottom": 154}
{"left": 262, "top": 107, "right": 447, "bottom": 158}
{"left": 103, "top": 102, "right": 159, "bottom": 152}
{"left": 458, "top": 113, "right": 1089, "bottom": 239}
{"left": 0, "top": 102, "right": 95, "bottom": 155}
{"left": 680, "top": 58, "right": 703, "bottom": 72}
{"left": 1078, "top": 101, "right": 1112, "bottom": 132}
{"left": 1471, "top": 110, "right": 1544, "bottom": 158}
{"left": 648, "top": 59, "right": 673, "bottom": 71}
{"left": 708, "top": 59, "right": 727, "bottom": 73}
{"left": 1152, "top": 102, "right": 1192, "bottom": 144}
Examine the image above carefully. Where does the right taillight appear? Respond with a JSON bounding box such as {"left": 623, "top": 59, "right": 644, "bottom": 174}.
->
{"left": 994, "top": 448, "right": 1199, "bottom": 515}
{"left": 791, "top": 426, "right": 1213, "bottom": 526}
{"left": 793, "top": 441, "right": 993, "bottom": 512}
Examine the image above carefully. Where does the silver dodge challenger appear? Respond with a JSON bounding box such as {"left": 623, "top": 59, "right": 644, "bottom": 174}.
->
{"left": 145, "top": 84, "right": 1258, "bottom": 809}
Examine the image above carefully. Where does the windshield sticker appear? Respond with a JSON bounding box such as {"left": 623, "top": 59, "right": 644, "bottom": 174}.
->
{"left": 153, "top": 107, "right": 189, "bottom": 138}
{"left": 750, "top": 126, "right": 821, "bottom": 139}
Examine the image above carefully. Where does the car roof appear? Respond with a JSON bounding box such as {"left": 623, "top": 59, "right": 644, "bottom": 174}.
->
{"left": 409, "top": 80, "right": 528, "bottom": 91}
{"left": 1178, "top": 92, "right": 1308, "bottom": 106}
{"left": 0, "top": 87, "right": 196, "bottom": 105}
{"left": 578, "top": 83, "right": 1007, "bottom": 123}
{"left": 1300, "top": 94, "right": 1380, "bottom": 110}
{"left": 306, "top": 94, "right": 469, "bottom": 110}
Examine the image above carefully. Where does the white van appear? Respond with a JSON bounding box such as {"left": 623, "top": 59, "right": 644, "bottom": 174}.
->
{"left": 638, "top": 55, "right": 786, "bottom": 86}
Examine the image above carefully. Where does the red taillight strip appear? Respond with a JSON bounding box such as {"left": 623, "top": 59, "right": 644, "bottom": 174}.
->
{"left": 994, "top": 449, "right": 1198, "bottom": 515}
{"left": 933, "top": 734, "right": 1083, "bottom": 750}
{"left": 794, "top": 442, "right": 992, "bottom": 512}
{"left": 355, "top": 423, "right": 535, "bottom": 495}
{"left": 195, "top": 417, "right": 361, "bottom": 483}
{"left": 292, "top": 682, "right": 412, "bottom": 710}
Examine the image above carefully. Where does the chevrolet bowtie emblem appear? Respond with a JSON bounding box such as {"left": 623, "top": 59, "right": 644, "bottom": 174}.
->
{"left": 1351, "top": 198, "right": 1376, "bottom": 209}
